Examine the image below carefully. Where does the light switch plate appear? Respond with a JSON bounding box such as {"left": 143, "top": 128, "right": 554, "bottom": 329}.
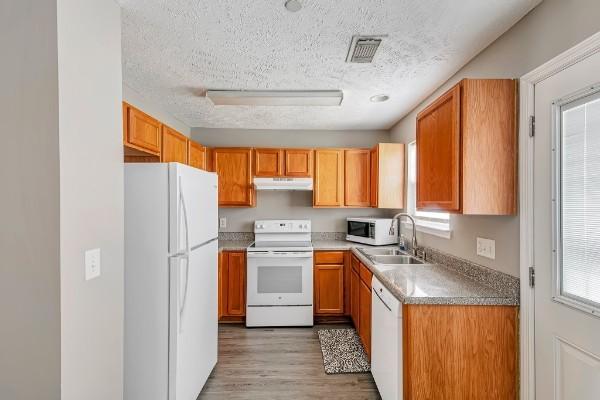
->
{"left": 219, "top": 217, "right": 227, "bottom": 229}
{"left": 85, "top": 248, "right": 101, "bottom": 280}
{"left": 476, "top": 237, "right": 495, "bottom": 260}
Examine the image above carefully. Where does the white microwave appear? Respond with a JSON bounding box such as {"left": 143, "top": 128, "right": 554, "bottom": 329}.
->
{"left": 346, "top": 217, "right": 398, "bottom": 246}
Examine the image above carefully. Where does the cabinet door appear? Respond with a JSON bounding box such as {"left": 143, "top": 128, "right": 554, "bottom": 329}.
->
{"left": 226, "top": 252, "right": 246, "bottom": 316}
{"left": 370, "top": 147, "right": 378, "bottom": 207}
{"left": 254, "top": 148, "right": 283, "bottom": 177}
{"left": 161, "top": 125, "right": 188, "bottom": 164}
{"left": 218, "top": 252, "right": 225, "bottom": 320}
{"left": 213, "top": 148, "right": 254, "bottom": 206}
{"left": 416, "top": 84, "right": 461, "bottom": 212}
{"left": 351, "top": 267, "right": 360, "bottom": 330}
{"left": 124, "top": 104, "right": 161, "bottom": 155}
{"left": 345, "top": 149, "right": 371, "bottom": 207}
{"left": 359, "top": 278, "right": 372, "bottom": 358}
{"left": 313, "top": 149, "right": 344, "bottom": 207}
{"left": 188, "top": 140, "right": 207, "bottom": 170}
{"left": 314, "top": 264, "right": 344, "bottom": 315}
{"left": 284, "top": 149, "right": 313, "bottom": 177}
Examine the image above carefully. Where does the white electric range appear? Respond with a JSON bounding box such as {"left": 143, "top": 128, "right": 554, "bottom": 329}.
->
{"left": 246, "top": 220, "right": 313, "bottom": 327}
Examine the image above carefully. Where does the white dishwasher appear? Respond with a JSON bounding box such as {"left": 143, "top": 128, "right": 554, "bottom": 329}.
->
{"left": 371, "top": 277, "right": 403, "bottom": 400}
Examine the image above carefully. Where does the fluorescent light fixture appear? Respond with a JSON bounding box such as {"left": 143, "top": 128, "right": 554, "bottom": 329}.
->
{"left": 206, "top": 90, "right": 343, "bottom": 106}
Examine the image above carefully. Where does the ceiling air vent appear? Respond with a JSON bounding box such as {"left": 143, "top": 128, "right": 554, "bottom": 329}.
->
{"left": 346, "top": 35, "right": 385, "bottom": 63}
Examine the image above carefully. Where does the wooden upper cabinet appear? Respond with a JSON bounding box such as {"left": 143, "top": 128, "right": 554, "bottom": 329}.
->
{"left": 313, "top": 149, "right": 344, "bottom": 207}
{"left": 417, "top": 84, "right": 461, "bottom": 212}
{"left": 254, "top": 148, "right": 283, "bottom": 177}
{"left": 416, "top": 79, "right": 517, "bottom": 215}
{"left": 123, "top": 103, "right": 161, "bottom": 155}
{"left": 370, "top": 143, "right": 405, "bottom": 209}
{"left": 344, "top": 149, "right": 371, "bottom": 207}
{"left": 461, "top": 79, "right": 517, "bottom": 215}
{"left": 213, "top": 148, "right": 255, "bottom": 207}
{"left": 284, "top": 149, "right": 313, "bottom": 177}
{"left": 161, "top": 125, "right": 188, "bottom": 164}
{"left": 188, "top": 140, "right": 207, "bottom": 170}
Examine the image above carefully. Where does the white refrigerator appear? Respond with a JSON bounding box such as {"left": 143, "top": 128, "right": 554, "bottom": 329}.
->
{"left": 124, "top": 163, "right": 218, "bottom": 400}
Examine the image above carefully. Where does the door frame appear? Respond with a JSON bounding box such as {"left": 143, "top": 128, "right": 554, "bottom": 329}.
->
{"left": 518, "top": 30, "right": 600, "bottom": 400}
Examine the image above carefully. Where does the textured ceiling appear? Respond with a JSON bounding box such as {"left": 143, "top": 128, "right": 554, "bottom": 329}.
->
{"left": 118, "top": 0, "right": 539, "bottom": 130}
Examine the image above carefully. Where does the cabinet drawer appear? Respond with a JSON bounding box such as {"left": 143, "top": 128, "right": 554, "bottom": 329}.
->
{"left": 315, "top": 251, "right": 345, "bottom": 264}
{"left": 359, "top": 263, "right": 373, "bottom": 289}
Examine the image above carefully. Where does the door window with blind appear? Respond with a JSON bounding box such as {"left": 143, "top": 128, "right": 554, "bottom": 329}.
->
{"left": 554, "top": 87, "right": 600, "bottom": 316}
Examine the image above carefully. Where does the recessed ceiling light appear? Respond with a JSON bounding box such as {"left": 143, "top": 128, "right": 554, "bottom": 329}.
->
{"left": 284, "top": 0, "right": 302, "bottom": 12}
{"left": 370, "top": 94, "right": 389, "bottom": 103}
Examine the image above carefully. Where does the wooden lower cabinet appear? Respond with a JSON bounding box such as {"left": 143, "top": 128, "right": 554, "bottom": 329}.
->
{"left": 403, "top": 304, "right": 518, "bottom": 400}
{"left": 358, "top": 269, "right": 372, "bottom": 359}
{"left": 350, "top": 267, "right": 360, "bottom": 330}
{"left": 349, "top": 255, "right": 373, "bottom": 359}
{"left": 314, "top": 264, "right": 344, "bottom": 314}
{"left": 314, "top": 251, "right": 345, "bottom": 315}
{"left": 218, "top": 251, "right": 246, "bottom": 321}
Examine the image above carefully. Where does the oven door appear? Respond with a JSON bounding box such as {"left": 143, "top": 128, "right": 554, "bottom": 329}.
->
{"left": 246, "top": 251, "right": 313, "bottom": 306}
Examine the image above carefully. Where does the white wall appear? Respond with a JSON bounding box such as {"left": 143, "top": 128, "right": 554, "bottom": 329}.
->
{"left": 57, "top": 0, "right": 124, "bottom": 399}
{"left": 193, "top": 128, "right": 390, "bottom": 148}
{"left": 193, "top": 128, "right": 392, "bottom": 232}
{"left": 0, "top": 1, "right": 61, "bottom": 398}
{"left": 390, "top": 0, "right": 600, "bottom": 276}
{"left": 220, "top": 191, "right": 389, "bottom": 232}
{"left": 124, "top": 84, "right": 191, "bottom": 137}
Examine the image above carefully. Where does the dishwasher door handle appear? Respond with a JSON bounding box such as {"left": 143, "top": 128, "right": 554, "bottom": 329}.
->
{"left": 373, "top": 288, "right": 392, "bottom": 312}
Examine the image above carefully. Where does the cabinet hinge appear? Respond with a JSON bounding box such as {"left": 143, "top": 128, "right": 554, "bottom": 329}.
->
{"left": 529, "top": 266, "right": 535, "bottom": 288}
{"left": 529, "top": 115, "right": 535, "bottom": 137}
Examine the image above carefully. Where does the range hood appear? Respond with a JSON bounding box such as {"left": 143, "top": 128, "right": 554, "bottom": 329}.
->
{"left": 253, "top": 177, "right": 313, "bottom": 191}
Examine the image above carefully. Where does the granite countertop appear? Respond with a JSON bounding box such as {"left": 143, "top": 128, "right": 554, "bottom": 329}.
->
{"left": 218, "top": 239, "right": 253, "bottom": 251}
{"left": 219, "top": 235, "right": 519, "bottom": 306}
{"left": 351, "top": 248, "right": 519, "bottom": 306}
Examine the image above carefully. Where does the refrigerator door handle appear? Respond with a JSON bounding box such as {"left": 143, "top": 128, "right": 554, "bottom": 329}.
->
{"left": 178, "top": 177, "right": 190, "bottom": 331}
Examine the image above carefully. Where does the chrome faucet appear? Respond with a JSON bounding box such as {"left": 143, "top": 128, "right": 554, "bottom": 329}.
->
{"left": 391, "top": 213, "right": 422, "bottom": 258}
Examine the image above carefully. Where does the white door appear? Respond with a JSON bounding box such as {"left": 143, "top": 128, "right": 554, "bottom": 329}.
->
{"left": 169, "top": 163, "right": 218, "bottom": 254}
{"left": 169, "top": 240, "right": 218, "bottom": 400}
{"left": 534, "top": 50, "right": 600, "bottom": 399}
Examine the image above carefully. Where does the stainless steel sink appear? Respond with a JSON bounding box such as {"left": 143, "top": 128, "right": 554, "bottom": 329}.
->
{"left": 370, "top": 255, "right": 423, "bottom": 265}
{"left": 358, "top": 248, "right": 404, "bottom": 256}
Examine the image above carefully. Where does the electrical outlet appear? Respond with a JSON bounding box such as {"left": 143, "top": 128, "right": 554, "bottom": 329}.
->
{"left": 476, "top": 237, "right": 495, "bottom": 260}
{"left": 85, "top": 248, "right": 101, "bottom": 280}
{"left": 219, "top": 217, "right": 227, "bottom": 229}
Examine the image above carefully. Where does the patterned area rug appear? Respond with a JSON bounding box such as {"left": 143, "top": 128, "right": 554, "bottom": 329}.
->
{"left": 317, "top": 328, "right": 371, "bottom": 374}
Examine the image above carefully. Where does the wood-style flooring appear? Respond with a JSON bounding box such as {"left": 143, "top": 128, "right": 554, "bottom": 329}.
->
{"left": 198, "top": 324, "right": 381, "bottom": 400}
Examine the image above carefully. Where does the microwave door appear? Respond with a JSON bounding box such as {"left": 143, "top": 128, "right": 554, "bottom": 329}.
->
{"left": 347, "top": 221, "right": 371, "bottom": 238}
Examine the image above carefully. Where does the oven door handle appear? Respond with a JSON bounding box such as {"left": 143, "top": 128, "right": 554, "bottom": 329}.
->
{"left": 247, "top": 252, "right": 313, "bottom": 259}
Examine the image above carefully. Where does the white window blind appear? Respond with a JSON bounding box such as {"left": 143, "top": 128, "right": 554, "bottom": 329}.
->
{"left": 559, "top": 91, "right": 600, "bottom": 308}
{"left": 406, "top": 141, "right": 450, "bottom": 237}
